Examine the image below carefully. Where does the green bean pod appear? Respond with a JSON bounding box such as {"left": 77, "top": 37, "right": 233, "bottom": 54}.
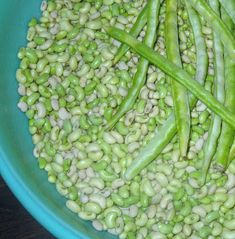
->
{"left": 201, "top": 0, "right": 225, "bottom": 183}
{"left": 165, "top": 0, "right": 190, "bottom": 157}
{"left": 216, "top": 9, "right": 235, "bottom": 170}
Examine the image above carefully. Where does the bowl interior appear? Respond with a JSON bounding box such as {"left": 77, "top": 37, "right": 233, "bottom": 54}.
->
{"left": 0, "top": 1, "right": 116, "bottom": 239}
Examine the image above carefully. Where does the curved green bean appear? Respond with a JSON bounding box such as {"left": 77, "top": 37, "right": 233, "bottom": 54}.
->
{"left": 188, "top": 0, "right": 235, "bottom": 58}
{"left": 106, "top": 0, "right": 160, "bottom": 130}
{"left": 218, "top": 0, "right": 235, "bottom": 24}
{"left": 113, "top": 5, "right": 148, "bottom": 64}
{"left": 165, "top": 0, "right": 190, "bottom": 157}
{"left": 216, "top": 9, "right": 235, "bottom": 170}
{"left": 105, "top": 27, "right": 235, "bottom": 129}
{"left": 201, "top": 0, "right": 225, "bottom": 183}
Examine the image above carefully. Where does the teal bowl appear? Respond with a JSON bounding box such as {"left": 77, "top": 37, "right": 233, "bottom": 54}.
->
{"left": 0, "top": 1, "right": 116, "bottom": 239}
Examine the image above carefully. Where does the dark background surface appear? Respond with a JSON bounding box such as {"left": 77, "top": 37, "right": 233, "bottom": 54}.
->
{"left": 0, "top": 177, "right": 55, "bottom": 239}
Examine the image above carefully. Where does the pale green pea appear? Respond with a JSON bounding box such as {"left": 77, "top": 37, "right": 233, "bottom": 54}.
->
{"left": 36, "top": 58, "right": 48, "bottom": 72}
{"left": 142, "top": 179, "right": 155, "bottom": 197}
{"left": 45, "top": 142, "right": 56, "bottom": 156}
{"left": 76, "top": 159, "right": 92, "bottom": 169}
{"left": 67, "top": 27, "right": 80, "bottom": 39}
{"left": 27, "top": 92, "right": 39, "bottom": 106}
{"left": 180, "top": 201, "right": 192, "bottom": 216}
{"left": 167, "top": 185, "right": 178, "bottom": 193}
{"left": 86, "top": 20, "right": 102, "bottom": 30}
{"left": 55, "top": 62, "right": 63, "bottom": 76}
{"left": 111, "top": 193, "right": 124, "bottom": 206}
{"left": 115, "top": 121, "right": 129, "bottom": 136}
{"left": 19, "top": 57, "right": 29, "bottom": 70}
{"left": 224, "top": 194, "right": 235, "bottom": 209}
{"left": 158, "top": 223, "right": 173, "bottom": 235}
{"left": 68, "top": 129, "right": 81, "bottom": 142}
{"left": 105, "top": 212, "right": 118, "bottom": 228}
{"left": 46, "top": 54, "right": 57, "bottom": 63}
{"left": 136, "top": 99, "right": 146, "bottom": 114}
{"left": 25, "top": 49, "right": 38, "bottom": 63}
{"left": 173, "top": 223, "right": 182, "bottom": 234}
{"left": 101, "top": 49, "right": 114, "bottom": 61}
{"left": 130, "top": 181, "right": 140, "bottom": 196}
{"left": 112, "top": 144, "right": 126, "bottom": 158}
{"left": 118, "top": 186, "right": 129, "bottom": 198}
{"left": 140, "top": 193, "right": 149, "bottom": 208}
{"left": 184, "top": 214, "right": 200, "bottom": 225}
{"left": 89, "top": 177, "right": 104, "bottom": 190}
{"left": 205, "top": 211, "right": 220, "bottom": 224}
{"left": 199, "top": 226, "right": 212, "bottom": 238}
{"left": 214, "top": 192, "right": 228, "bottom": 202}
{"left": 199, "top": 111, "right": 209, "bottom": 124}
{"left": 184, "top": 183, "right": 194, "bottom": 196}
{"left": 97, "top": 84, "right": 109, "bottom": 98}
{"left": 84, "top": 28, "right": 95, "bottom": 39}
{"left": 79, "top": 2, "right": 91, "bottom": 14}
{"left": 224, "top": 219, "right": 235, "bottom": 230}
{"left": 54, "top": 43, "right": 67, "bottom": 53}
{"left": 125, "top": 129, "right": 141, "bottom": 144}
{"left": 55, "top": 31, "right": 67, "bottom": 40}
{"left": 103, "top": 132, "right": 116, "bottom": 144}
{"left": 69, "top": 56, "right": 77, "bottom": 71}
{"left": 91, "top": 55, "right": 102, "bottom": 69}
{"left": 135, "top": 213, "right": 148, "bottom": 227}
{"left": 79, "top": 211, "right": 96, "bottom": 220}
{"left": 212, "top": 222, "right": 222, "bottom": 236}
{"left": 99, "top": 170, "right": 117, "bottom": 182}
{"left": 66, "top": 200, "right": 80, "bottom": 213}
{"left": 75, "top": 86, "right": 85, "bottom": 101}
{"left": 16, "top": 69, "right": 26, "bottom": 83}
{"left": 100, "top": 141, "right": 111, "bottom": 155}
{"left": 123, "top": 196, "right": 139, "bottom": 207}
{"left": 84, "top": 202, "right": 101, "bottom": 214}
{"left": 51, "top": 162, "right": 63, "bottom": 173}
{"left": 156, "top": 173, "right": 168, "bottom": 187}
{"left": 77, "top": 64, "right": 90, "bottom": 77}
{"left": 63, "top": 120, "right": 72, "bottom": 135}
{"left": 183, "top": 224, "right": 192, "bottom": 237}
{"left": 88, "top": 151, "right": 103, "bottom": 161}
{"left": 57, "top": 52, "right": 70, "bottom": 63}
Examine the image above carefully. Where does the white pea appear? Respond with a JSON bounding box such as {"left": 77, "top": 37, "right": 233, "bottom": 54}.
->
{"left": 188, "top": 178, "right": 200, "bottom": 189}
{"left": 160, "top": 194, "right": 172, "bottom": 209}
{"left": 225, "top": 173, "right": 235, "bottom": 190}
{"left": 110, "top": 131, "right": 124, "bottom": 144}
{"left": 195, "top": 137, "right": 204, "bottom": 151}
{"left": 58, "top": 107, "right": 71, "bottom": 120}
{"left": 17, "top": 102, "right": 28, "bottom": 112}
{"left": 128, "top": 142, "right": 140, "bottom": 153}
{"left": 192, "top": 205, "right": 207, "bottom": 218}
{"left": 129, "top": 205, "right": 138, "bottom": 218}
{"left": 89, "top": 194, "right": 106, "bottom": 209}
{"left": 92, "top": 220, "right": 103, "bottom": 231}
{"left": 111, "top": 179, "right": 125, "bottom": 189}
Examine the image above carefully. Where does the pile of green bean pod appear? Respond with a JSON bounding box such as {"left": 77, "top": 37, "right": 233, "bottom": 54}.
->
{"left": 16, "top": 0, "right": 235, "bottom": 238}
